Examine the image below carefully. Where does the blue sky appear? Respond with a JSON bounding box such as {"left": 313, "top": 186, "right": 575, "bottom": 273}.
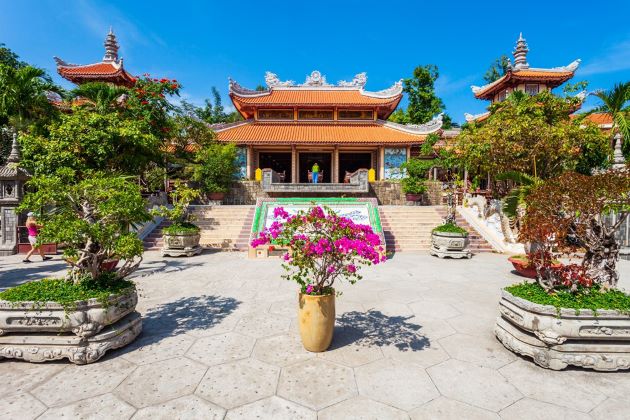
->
{"left": 2, "top": 0, "right": 629, "bottom": 123}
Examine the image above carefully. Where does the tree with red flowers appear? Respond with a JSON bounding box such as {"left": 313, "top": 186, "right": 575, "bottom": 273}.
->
{"left": 520, "top": 169, "right": 630, "bottom": 291}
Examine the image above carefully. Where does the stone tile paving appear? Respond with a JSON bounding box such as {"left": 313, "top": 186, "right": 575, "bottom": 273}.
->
{"left": 0, "top": 251, "right": 629, "bottom": 419}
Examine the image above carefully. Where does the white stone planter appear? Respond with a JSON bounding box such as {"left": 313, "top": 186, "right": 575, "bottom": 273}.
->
{"left": 0, "top": 289, "right": 138, "bottom": 338}
{"left": 0, "top": 311, "right": 142, "bottom": 365}
{"left": 162, "top": 232, "right": 202, "bottom": 257}
{"left": 429, "top": 231, "right": 471, "bottom": 259}
{"left": 495, "top": 289, "right": 630, "bottom": 371}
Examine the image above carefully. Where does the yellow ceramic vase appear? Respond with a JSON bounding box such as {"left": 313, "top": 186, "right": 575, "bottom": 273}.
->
{"left": 298, "top": 292, "right": 336, "bottom": 352}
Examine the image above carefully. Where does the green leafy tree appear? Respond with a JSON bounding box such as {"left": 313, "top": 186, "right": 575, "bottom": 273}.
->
{"left": 190, "top": 87, "right": 243, "bottom": 124}
{"left": 483, "top": 55, "right": 510, "bottom": 84}
{"left": 152, "top": 181, "right": 200, "bottom": 233}
{"left": 388, "top": 64, "right": 451, "bottom": 128}
{"left": 457, "top": 91, "right": 610, "bottom": 179}
{"left": 18, "top": 172, "right": 150, "bottom": 282}
{"left": 19, "top": 109, "right": 161, "bottom": 178}
{"left": 192, "top": 143, "right": 238, "bottom": 193}
{"left": 589, "top": 82, "right": 630, "bottom": 159}
{"left": 0, "top": 43, "right": 25, "bottom": 69}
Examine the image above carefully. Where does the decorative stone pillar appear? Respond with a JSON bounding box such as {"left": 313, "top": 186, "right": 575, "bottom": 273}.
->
{"left": 246, "top": 146, "right": 254, "bottom": 179}
{"left": 333, "top": 146, "right": 339, "bottom": 183}
{"left": 378, "top": 147, "right": 384, "bottom": 180}
{"left": 0, "top": 132, "right": 31, "bottom": 256}
{"left": 612, "top": 133, "right": 626, "bottom": 170}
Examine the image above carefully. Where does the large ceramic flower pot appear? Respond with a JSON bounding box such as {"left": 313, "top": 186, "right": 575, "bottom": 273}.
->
{"left": 208, "top": 192, "right": 225, "bottom": 201}
{"left": 162, "top": 232, "right": 202, "bottom": 257}
{"left": 298, "top": 292, "right": 335, "bottom": 352}
{"left": 508, "top": 256, "right": 562, "bottom": 279}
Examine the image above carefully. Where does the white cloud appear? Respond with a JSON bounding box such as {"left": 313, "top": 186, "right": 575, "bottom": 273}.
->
{"left": 579, "top": 39, "right": 630, "bottom": 76}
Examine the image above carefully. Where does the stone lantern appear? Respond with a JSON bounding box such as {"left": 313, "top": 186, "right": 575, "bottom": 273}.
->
{"left": 0, "top": 132, "right": 31, "bottom": 255}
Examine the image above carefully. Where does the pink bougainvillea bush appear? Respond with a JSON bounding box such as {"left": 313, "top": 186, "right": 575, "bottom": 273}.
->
{"left": 251, "top": 206, "right": 386, "bottom": 295}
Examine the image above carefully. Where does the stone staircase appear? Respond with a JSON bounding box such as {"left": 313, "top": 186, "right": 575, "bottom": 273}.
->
{"left": 379, "top": 205, "right": 494, "bottom": 253}
{"left": 143, "top": 206, "right": 255, "bottom": 252}
{"left": 379, "top": 206, "right": 443, "bottom": 252}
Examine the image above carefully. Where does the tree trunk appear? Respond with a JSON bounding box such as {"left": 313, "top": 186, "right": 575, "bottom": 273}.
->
{"left": 582, "top": 218, "right": 620, "bottom": 289}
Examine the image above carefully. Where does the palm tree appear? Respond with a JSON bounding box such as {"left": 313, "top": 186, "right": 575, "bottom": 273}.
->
{"left": 71, "top": 82, "right": 128, "bottom": 114}
{"left": 589, "top": 82, "right": 630, "bottom": 158}
{"left": 495, "top": 171, "right": 543, "bottom": 218}
{"left": 0, "top": 65, "right": 61, "bottom": 131}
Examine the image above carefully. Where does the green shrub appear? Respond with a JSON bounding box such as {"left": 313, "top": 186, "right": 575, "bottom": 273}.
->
{"left": 0, "top": 274, "right": 135, "bottom": 312}
{"left": 401, "top": 177, "right": 427, "bottom": 194}
{"left": 193, "top": 143, "right": 238, "bottom": 193}
{"left": 163, "top": 222, "right": 200, "bottom": 235}
{"left": 432, "top": 223, "right": 468, "bottom": 235}
{"left": 506, "top": 282, "right": 630, "bottom": 315}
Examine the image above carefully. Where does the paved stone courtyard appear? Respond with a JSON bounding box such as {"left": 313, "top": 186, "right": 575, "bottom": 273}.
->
{"left": 1, "top": 252, "right": 629, "bottom": 419}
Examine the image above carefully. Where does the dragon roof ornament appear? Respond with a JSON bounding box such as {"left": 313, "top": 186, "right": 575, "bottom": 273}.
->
{"left": 464, "top": 112, "right": 490, "bottom": 122}
{"left": 362, "top": 80, "right": 403, "bottom": 98}
{"left": 228, "top": 78, "right": 270, "bottom": 97}
{"left": 338, "top": 72, "right": 367, "bottom": 88}
{"left": 383, "top": 113, "right": 443, "bottom": 134}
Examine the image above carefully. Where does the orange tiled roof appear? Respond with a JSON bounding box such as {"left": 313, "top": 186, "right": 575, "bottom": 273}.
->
{"left": 571, "top": 112, "right": 613, "bottom": 125}
{"left": 215, "top": 121, "right": 426, "bottom": 145}
{"left": 57, "top": 62, "right": 136, "bottom": 87}
{"left": 474, "top": 69, "right": 574, "bottom": 100}
{"left": 231, "top": 90, "right": 401, "bottom": 106}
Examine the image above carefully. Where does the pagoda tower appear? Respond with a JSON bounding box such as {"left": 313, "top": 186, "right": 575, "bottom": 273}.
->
{"left": 465, "top": 34, "right": 581, "bottom": 122}
{"left": 54, "top": 28, "right": 135, "bottom": 87}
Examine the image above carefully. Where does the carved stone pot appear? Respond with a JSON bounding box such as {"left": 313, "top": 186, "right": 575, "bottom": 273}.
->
{"left": 162, "top": 232, "right": 202, "bottom": 257}
{"left": 0, "top": 289, "right": 141, "bottom": 364}
{"left": 429, "top": 231, "right": 472, "bottom": 259}
{"left": 0, "top": 289, "right": 138, "bottom": 338}
{"left": 495, "top": 289, "right": 630, "bottom": 371}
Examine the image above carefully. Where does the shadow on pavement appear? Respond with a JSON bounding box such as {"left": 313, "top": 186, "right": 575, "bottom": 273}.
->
{"left": 331, "top": 310, "right": 430, "bottom": 352}
{"left": 120, "top": 295, "right": 241, "bottom": 350}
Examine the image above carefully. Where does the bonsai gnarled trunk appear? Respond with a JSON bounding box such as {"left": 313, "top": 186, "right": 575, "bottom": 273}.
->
{"left": 581, "top": 214, "right": 627, "bottom": 289}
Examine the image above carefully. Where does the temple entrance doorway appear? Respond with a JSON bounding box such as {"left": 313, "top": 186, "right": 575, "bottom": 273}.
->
{"left": 299, "top": 152, "right": 331, "bottom": 183}
{"left": 259, "top": 152, "right": 292, "bottom": 182}
{"left": 339, "top": 152, "right": 372, "bottom": 182}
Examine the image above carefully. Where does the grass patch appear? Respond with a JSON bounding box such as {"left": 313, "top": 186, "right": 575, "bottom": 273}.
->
{"left": 506, "top": 282, "right": 630, "bottom": 315}
{"left": 163, "top": 222, "right": 200, "bottom": 235}
{"left": 432, "top": 223, "right": 468, "bottom": 236}
{"left": 0, "top": 274, "right": 135, "bottom": 312}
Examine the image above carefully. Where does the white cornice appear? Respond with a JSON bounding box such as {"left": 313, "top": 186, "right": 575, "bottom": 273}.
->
{"left": 211, "top": 119, "right": 253, "bottom": 132}
{"left": 379, "top": 114, "right": 443, "bottom": 134}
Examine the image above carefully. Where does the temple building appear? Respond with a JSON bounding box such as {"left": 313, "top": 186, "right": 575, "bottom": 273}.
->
{"left": 215, "top": 70, "right": 443, "bottom": 184}
{"left": 54, "top": 28, "right": 135, "bottom": 87}
{"left": 465, "top": 33, "right": 581, "bottom": 123}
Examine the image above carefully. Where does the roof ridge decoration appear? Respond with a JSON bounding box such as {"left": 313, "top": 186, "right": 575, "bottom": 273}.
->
{"left": 381, "top": 113, "right": 443, "bottom": 134}
{"left": 464, "top": 111, "right": 490, "bottom": 122}
{"left": 362, "top": 80, "right": 403, "bottom": 98}
{"left": 338, "top": 72, "right": 367, "bottom": 88}
{"left": 228, "top": 78, "right": 270, "bottom": 97}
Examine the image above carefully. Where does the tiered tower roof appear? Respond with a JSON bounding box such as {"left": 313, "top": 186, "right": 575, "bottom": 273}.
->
{"left": 54, "top": 28, "right": 135, "bottom": 87}
{"left": 471, "top": 33, "right": 580, "bottom": 101}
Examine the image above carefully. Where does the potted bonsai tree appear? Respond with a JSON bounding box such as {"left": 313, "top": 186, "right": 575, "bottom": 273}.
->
{"left": 0, "top": 172, "right": 148, "bottom": 364}
{"left": 495, "top": 169, "right": 630, "bottom": 371}
{"left": 192, "top": 143, "right": 238, "bottom": 202}
{"left": 429, "top": 222, "right": 471, "bottom": 259}
{"left": 153, "top": 182, "right": 202, "bottom": 257}
{"left": 251, "top": 206, "right": 386, "bottom": 352}
{"left": 401, "top": 158, "right": 432, "bottom": 202}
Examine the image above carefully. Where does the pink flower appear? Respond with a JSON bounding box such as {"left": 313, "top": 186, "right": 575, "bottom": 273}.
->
{"left": 305, "top": 284, "right": 314, "bottom": 294}
{"left": 347, "top": 264, "right": 356, "bottom": 273}
{"left": 273, "top": 207, "right": 289, "bottom": 219}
